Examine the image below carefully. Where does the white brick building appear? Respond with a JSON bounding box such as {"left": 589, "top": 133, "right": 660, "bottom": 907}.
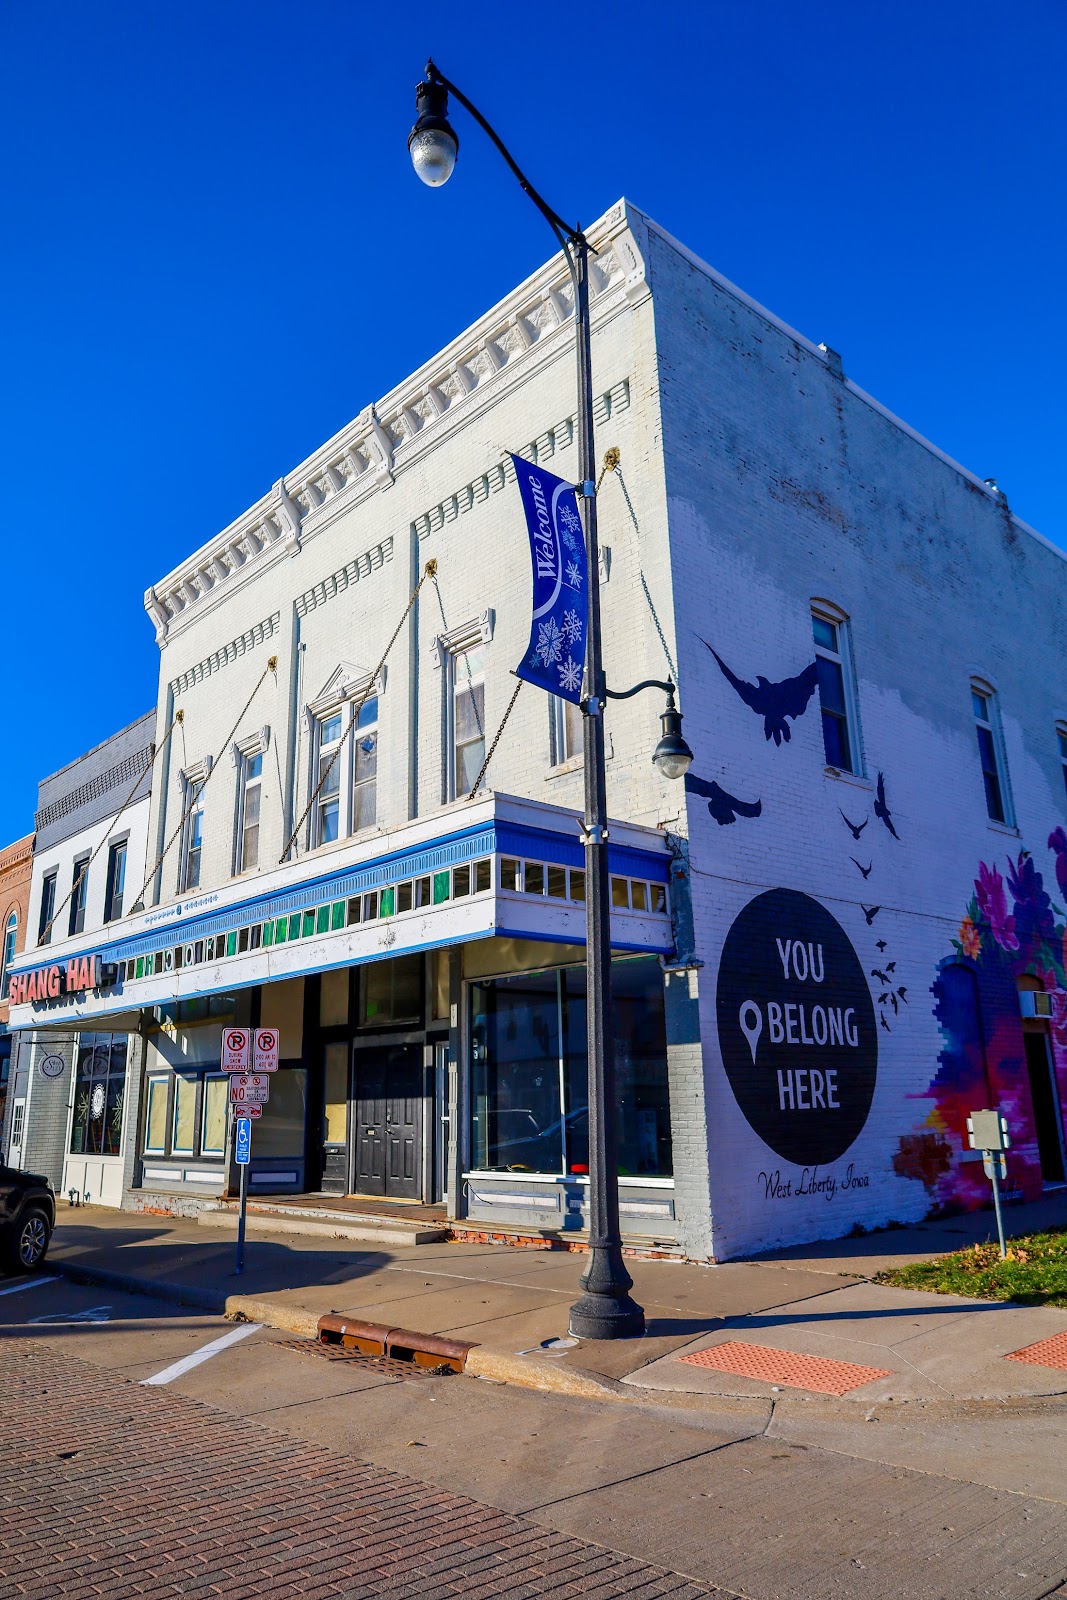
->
{"left": 8, "top": 200, "right": 1067, "bottom": 1259}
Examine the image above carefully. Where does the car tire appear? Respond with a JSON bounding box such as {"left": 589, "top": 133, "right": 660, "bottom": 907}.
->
{"left": 4, "top": 1206, "right": 51, "bottom": 1274}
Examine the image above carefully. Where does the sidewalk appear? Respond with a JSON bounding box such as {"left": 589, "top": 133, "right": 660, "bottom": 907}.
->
{"left": 43, "top": 1194, "right": 1067, "bottom": 1414}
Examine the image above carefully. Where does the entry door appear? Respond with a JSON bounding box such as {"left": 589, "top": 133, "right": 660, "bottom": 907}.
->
{"left": 1024, "top": 1031, "right": 1066, "bottom": 1184}
{"left": 353, "top": 1043, "right": 422, "bottom": 1199}
{"left": 7, "top": 1100, "right": 25, "bottom": 1170}
{"left": 321, "top": 1042, "right": 349, "bottom": 1195}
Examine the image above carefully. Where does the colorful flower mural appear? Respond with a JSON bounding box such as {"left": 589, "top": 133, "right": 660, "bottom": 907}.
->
{"left": 898, "top": 838, "right": 1067, "bottom": 1212}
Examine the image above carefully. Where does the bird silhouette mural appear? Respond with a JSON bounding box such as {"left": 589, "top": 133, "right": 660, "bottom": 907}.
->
{"left": 850, "top": 858, "right": 873, "bottom": 879}
{"left": 874, "top": 772, "right": 900, "bottom": 839}
{"left": 685, "top": 773, "right": 763, "bottom": 826}
{"left": 839, "top": 809, "right": 869, "bottom": 840}
{"left": 701, "top": 641, "right": 818, "bottom": 746}
{"left": 861, "top": 904, "right": 881, "bottom": 925}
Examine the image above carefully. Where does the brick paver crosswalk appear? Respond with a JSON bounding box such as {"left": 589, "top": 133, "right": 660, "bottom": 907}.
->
{"left": 0, "top": 1339, "right": 721, "bottom": 1599}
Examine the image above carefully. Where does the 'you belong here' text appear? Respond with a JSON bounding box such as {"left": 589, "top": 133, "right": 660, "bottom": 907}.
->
{"left": 738, "top": 937, "right": 861, "bottom": 1114}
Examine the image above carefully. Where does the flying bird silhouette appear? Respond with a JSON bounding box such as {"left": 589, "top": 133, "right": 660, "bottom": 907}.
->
{"left": 839, "top": 809, "right": 869, "bottom": 840}
{"left": 875, "top": 940, "right": 888, "bottom": 952}
{"left": 701, "top": 641, "right": 819, "bottom": 746}
{"left": 850, "top": 858, "right": 873, "bottom": 879}
{"left": 684, "top": 772, "right": 763, "bottom": 827}
{"left": 880, "top": 1012, "right": 891, "bottom": 1033}
{"left": 861, "top": 905, "right": 881, "bottom": 925}
{"left": 896, "top": 986, "right": 908, "bottom": 1004}
{"left": 878, "top": 992, "right": 889, "bottom": 1005}
{"left": 874, "top": 772, "right": 900, "bottom": 839}
{"left": 890, "top": 993, "right": 899, "bottom": 1014}
{"left": 871, "top": 968, "right": 891, "bottom": 984}
{"left": 884, "top": 961, "right": 896, "bottom": 973}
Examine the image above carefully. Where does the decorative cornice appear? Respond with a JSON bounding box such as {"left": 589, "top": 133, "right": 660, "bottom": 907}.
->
{"left": 432, "top": 611, "right": 494, "bottom": 668}
{"left": 168, "top": 614, "right": 280, "bottom": 698}
{"left": 294, "top": 536, "right": 393, "bottom": 620}
{"left": 145, "top": 201, "right": 649, "bottom": 647}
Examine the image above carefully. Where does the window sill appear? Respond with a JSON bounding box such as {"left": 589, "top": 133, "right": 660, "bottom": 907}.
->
{"left": 986, "top": 818, "right": 1021, "bottom": 839}
{"left": 545, "top": 755, "right": 584, "bottom": 780}
{"left": 821, "top": 766, "right": 872, "bottom": 791}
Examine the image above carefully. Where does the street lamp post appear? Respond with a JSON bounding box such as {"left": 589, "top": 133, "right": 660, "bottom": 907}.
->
{"left": 409, "top": 64, "right": 692, "bottom": 1338}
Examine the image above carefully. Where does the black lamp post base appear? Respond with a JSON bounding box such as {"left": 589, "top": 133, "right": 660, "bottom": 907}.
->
{"left": 568, "top": 1243, "right": 646, "bottom": 1340}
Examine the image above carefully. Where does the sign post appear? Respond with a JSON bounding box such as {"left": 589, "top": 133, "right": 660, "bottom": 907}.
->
{"left": 234, "top": 1116, "right": 252, "bottom": 1276}
{"left": 966, "top": 1109, "right": 1011, "bottom": 1259}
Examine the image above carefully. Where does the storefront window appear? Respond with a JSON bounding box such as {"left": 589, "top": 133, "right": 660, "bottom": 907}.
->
{"left": 70, "top": 1033, "right": 128, "bottom": 1157}
{"left": 361, "top": 954, "right": 422, "bottom": 1026}
{"left": 255, "top": 1068, "right": 308, "bottom": 1157}
{"left": 145, "top": 1077, "right": 168, "bottom": 1153}
{"left": 470, "top": 957, "right": 672, "bottom": 1178}
{"left": 172, "top": 1075, "right": 197, "bottom": 1154}
{"left": 201, "top": 1075, "right": 228, "bottom": 1156}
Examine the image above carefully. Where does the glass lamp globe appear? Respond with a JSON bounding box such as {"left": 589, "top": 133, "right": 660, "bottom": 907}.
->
{"left": 409, "top": 125, "right": 458, "bottom": 187}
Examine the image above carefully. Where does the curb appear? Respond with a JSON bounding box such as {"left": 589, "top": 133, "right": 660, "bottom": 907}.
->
{"left": 51, "top": 1259, "right": 318, "bottom": 1338}
{"left": 464, "top": 1346, "right": 619, "bottom": 1399}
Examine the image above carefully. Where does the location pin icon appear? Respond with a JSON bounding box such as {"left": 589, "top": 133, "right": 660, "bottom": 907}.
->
{"left": 739, "top": 1000, "right": 763, "bottom": 1065}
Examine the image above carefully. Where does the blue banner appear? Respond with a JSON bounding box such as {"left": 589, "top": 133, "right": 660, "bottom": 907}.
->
{"left": 511, "top": 454, "right": 588, "bottom": 704}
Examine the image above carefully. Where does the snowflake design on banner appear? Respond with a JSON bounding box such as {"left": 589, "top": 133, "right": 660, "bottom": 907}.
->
{"left": 561, "top": 608, "right": 583, "bottom": 646}
{"left": 533, "top": 617, "right": 563, "bottom": 668}
{"left": 565, "top": 559, "right": 583, "bottom": 590}
{"left": 558, "top": 502, "right": 582, "bottom": 553}
{"left": 558, "top": 656, "right": 582, "bottom": 694}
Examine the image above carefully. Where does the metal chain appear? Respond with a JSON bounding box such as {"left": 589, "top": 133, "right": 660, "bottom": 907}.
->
{"left": 38, "top": 711, "right": 184, "bottom": 945}
{"left": 279, "top": 560, "right": 438, "bottom": 863}
{"left": 605, "top": 456, "right": 677, "bottom": 682}
{"left": 133, "top": 660, "right": 276, "bottom": 910}
{"left": 467, "top": 678, "right": 523, "bottom": 800}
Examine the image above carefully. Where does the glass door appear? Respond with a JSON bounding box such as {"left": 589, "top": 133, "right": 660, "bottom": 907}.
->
{"left": 321, "top": 1041, "right": 349, "bottom": 1194}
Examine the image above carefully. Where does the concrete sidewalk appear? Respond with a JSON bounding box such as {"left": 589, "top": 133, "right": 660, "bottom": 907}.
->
{"left": 44, "top": 1194, "right": 1067, "bottom": 1413}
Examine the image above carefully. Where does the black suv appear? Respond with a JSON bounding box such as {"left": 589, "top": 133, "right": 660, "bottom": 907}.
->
{"left": 0, "top": 1164, "right": 56, "bottom": 1274}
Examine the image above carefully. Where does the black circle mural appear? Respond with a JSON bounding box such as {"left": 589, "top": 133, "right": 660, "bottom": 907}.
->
{"left": 716, "top": 888, "right": 877, "bottom": 1165}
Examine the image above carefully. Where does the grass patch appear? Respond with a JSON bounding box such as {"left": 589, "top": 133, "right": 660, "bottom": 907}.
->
{"left": 874, "top": 1226, "right": 1067, "bottom": 1308}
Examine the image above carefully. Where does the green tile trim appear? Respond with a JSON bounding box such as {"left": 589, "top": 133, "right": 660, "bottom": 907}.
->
{"left": 330, "top": 900, "right": 345, "bottom": 930}
{"left": 380, "top": 887, "right": 395, "bottom": 919}
{"left": 315, "top": 904, "right": 329, "bottom": 934}
{"left": 433, "top": 870, "right": 450, "bottom": 905}
{"left": 274, "top": 917, "right": 288, "bottom": 944}
{"left": 226, "top": 931, "right": 237, "bottom": 957}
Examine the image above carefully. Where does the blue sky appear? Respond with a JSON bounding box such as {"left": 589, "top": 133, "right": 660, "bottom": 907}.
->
{"left": 2, "top": 1, "right": 1064, "bottom": 846}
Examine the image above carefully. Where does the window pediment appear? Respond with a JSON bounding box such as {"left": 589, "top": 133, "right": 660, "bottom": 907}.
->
{"left": 307, "top": 662, "right": 385, "bottom": 718}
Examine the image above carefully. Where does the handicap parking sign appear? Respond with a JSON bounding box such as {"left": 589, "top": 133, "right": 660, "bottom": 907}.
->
{"left": 235, "top": 1119, "right": 252, "bottom": 1165}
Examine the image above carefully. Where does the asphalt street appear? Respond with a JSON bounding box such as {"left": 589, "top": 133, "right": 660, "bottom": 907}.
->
{"left": 2, "top": 1272, "right": 1067, "bottom": 1598}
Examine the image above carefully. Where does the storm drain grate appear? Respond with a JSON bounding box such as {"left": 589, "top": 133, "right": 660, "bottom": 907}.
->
{"left": 677, "top": 1340, "right": 892, "bottom": 1396}
{"left": 1004, "top": 1331, "right": 1067, "bottom": 1371}
{"left": 273, "top": 1339, "right": 453, "bottom": 1379}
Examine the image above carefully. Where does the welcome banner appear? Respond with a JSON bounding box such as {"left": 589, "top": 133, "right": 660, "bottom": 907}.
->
{"left": 511, "top": 454, "right": 588, "bottom": 704}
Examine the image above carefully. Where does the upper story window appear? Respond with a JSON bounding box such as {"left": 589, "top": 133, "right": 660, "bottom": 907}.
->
{"left": 38, "top": 870, "right": 57, "bottom": 946}
{"left": 552, "top": 696, "right": 584, "bottom": 766}
{"left": 237, "top": 752, "right": 263, "bottom": 872}
{"left": 309, "top": 692, "right": 378, "bottom": 848}
{"left": 180, "top": 779, "right": 205, "bottom": 891}
{"left": 812, "top": 606, "right": 861, "bottom": 776}
{"left": 104, "top": 839, "right": 127, "bottom": 923}
{"left": 68, "top": 855, "right": 90, "bottom": 937}
{"left": 1, "top": 912, "right": 16, "bottom": 998}
{"left": 314, "top": 711, "right": 344, "bottom": 845}
{"left": 451, "top": 645, "right": 486, "bottom": 799}
{"left": 1058, "top": 725, "right": 1067, "bottom": 805}
{"left": 972, "top": 683, "right": 1012, "bottom": 825}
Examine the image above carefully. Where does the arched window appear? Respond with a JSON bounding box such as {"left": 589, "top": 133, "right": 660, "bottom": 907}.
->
{"left": 1, "top": 911, "right": 16, "bottom": 998}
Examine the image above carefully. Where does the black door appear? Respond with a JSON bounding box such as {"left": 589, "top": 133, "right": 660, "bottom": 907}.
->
{"left": 354, "top": 1043, "right": 422, "bottom": 1199}
{"left": 1024, "top": 1031, "right": 1066, "bottom": 1184}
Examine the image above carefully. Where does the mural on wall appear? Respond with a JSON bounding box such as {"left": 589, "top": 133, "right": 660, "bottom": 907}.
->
{"left": 717, "top": 889, "right": 878, "bottom": 1171}
{"left": 701, "top": 641, "right": 819, "bottom": 746}
{"left": 873, "top": 773, "right": 900, "bottom": 840}
{"left": 897, "top": 838, "right": 1067, "bottom": 1210}
{"left": 685, "top": 773, "right": 762, "bottom": 827}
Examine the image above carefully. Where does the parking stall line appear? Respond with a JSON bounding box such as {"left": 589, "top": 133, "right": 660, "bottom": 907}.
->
{"left": 140, "top": 1321, "right": 262, "bottom": 1385}
{"left": 0, "top": 1275, "right": 58, "bottom": 1298}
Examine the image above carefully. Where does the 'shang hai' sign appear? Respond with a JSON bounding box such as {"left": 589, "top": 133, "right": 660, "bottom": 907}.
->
{"left": 511, "top": 454, "right": 588, "bottom": 705}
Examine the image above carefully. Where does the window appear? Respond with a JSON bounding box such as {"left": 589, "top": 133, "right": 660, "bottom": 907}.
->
{"left": 38, "top": 870, "right": 57, "bottom": 946}
{"left": 0, "top": 913, "right": 15, "bottom": 998}
{"left": 70, "top": 1033, "right": 128, "bottom": 1156}
{"left": 201, "top": 1075, "right": 228, "bottom": 1156}
{"left": 470, "top": 956, "right": 672, "bottom": 1178}
{"left": 314, "top": 712, "right": 343, "bottom": 844}
{"left": 104, "top": 840, "right": 127, "bottom": 922}
{"left": 180, "top": 780, "right": 205, "bottom": 891}
{"left": 68, "top": 856, "right": 90, "bottom": 937}
{"left": 812, "top": 609, "right": 860, "bottom": 774}
{"left": 1058, "top": 726, "right": 1067, "bottom": 805}
{"left": 451, "top": 645, "right": 486, "bottom": 799}
{"left": 144, "top": 1077, "right": 169, "bottom": 1153}
{"left": 237, "top": 752, "right": 263, "bottom": 872}
{"left": 172, "top": 1074, "right": 197, "bottom": 1155}
{"left": 552, "top": 696, "right": 584, "bottom": 765}
{"left": 352, "top": 697, "right": 378, "bottom": 832}
{"left": 973, "top": 684, "right": 1012, "bottom": 824}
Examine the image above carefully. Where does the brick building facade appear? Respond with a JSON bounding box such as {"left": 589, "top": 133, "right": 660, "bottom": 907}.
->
{"left": 7, "top": 200, "right": 1065, "bottom": 1259}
